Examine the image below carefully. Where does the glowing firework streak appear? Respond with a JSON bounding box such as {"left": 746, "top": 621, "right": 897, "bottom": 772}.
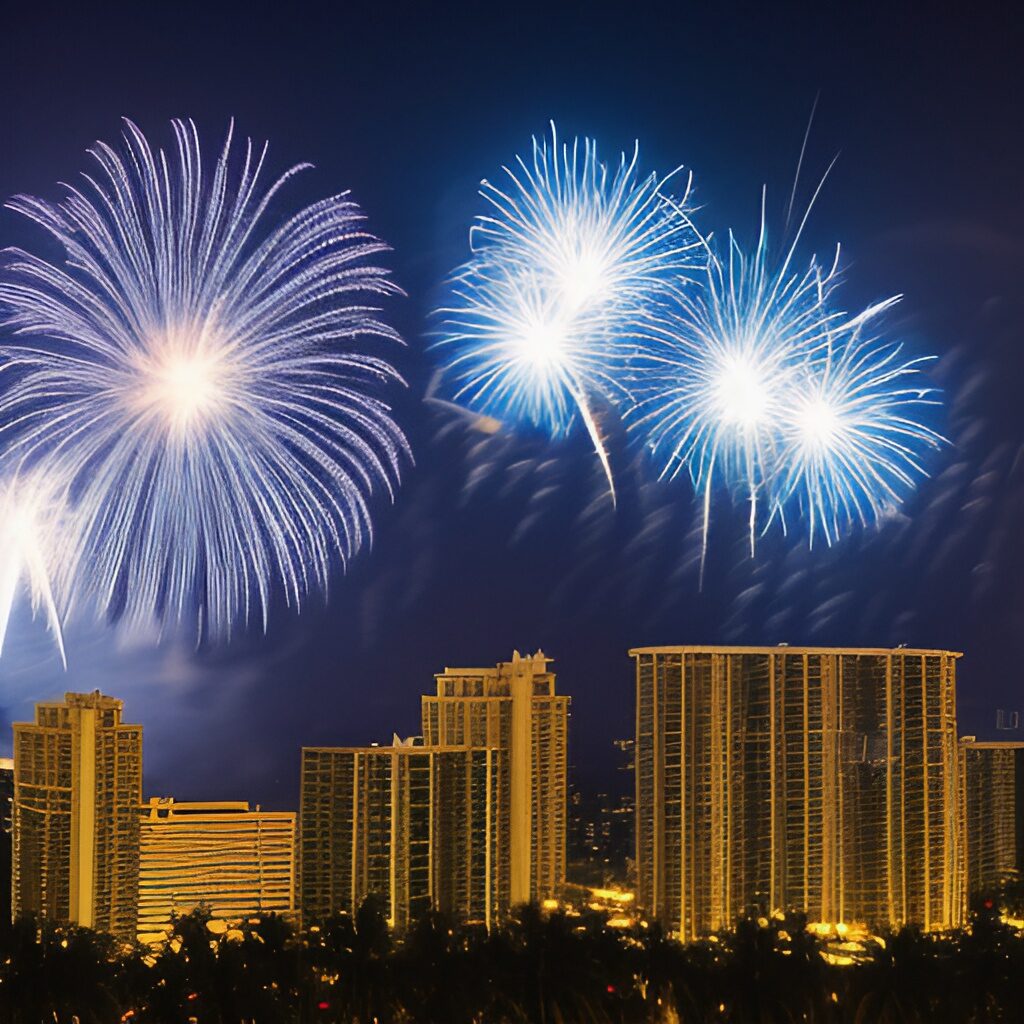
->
{"left": 0, "top": 477, "right": 66, "bottom": 665}
{"left": 631, "top": 192, "right": 943, "bottom": 573}
{"left": 0, "top": 119, "right": 408, "bottom": 638}
{"left": 773, "top": 321, "right": 944, "bottom": 545}
{"left": 434, "top": 124, "right": 705, "bottom": 501}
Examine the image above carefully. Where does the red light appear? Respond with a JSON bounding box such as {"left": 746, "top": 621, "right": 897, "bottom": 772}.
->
{"left": 983, "top": 899, "right": 994, "bottom": 909}
{"left": 606, "top": 984, "right": 616, "bottom": 994}
{"left": 318, "top": 1002, "right": 330, "bottom": 1011}
{"left": 186, "top": 993, "right": 198, "bottom": 1001}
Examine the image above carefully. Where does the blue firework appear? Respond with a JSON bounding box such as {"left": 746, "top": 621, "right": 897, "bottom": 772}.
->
{"left": 433, "top": 124, "right": 705, "bottom": 501}
{"left": 630, "top": 194, "right": 944, "bottom": 568}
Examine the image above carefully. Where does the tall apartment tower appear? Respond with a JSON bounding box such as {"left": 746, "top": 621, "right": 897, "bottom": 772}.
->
{"left": 300, "top": 740, "right": 504, "bottom": 930}
{"left": 137, "top": 798, "right": 296, "bottom": 944}
{"left": 632, "top": 646, "right": 964, "bottom": 940}
{"left": 960, "top": 739, "right": 1024, "bottom": 896}
{"left": 422, "top": 650, "right": 569, "bottom": 905}
{"left": 12, "top": 692, "right": 142, "bottom": 938}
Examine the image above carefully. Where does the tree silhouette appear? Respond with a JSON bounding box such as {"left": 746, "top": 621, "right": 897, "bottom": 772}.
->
{"left": 0, "top": 906, "right": 1021, "bottom": 1023}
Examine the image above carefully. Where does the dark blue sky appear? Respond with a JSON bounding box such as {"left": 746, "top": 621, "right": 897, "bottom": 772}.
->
{"left": 1, "top": 2, "right": 1021, "bottom": 806}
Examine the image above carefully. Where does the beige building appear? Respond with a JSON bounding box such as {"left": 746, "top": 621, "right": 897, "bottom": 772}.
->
{"left": 300, "top": 739, "right": 504, "bottom": 930}
{"left": 137, "top": 798, "right": 296, "bottom": 943}
{"left": 632, "top": 646, "right": 965, "bottom": 939}
{"left": 960, "top": 739, "right": 1024, "bottom": 897}
{"left": 12, "top": 692, "right": 142, "bottom": 938}
{"left": 423, "top": 650, "right": 569, "bottom": 905}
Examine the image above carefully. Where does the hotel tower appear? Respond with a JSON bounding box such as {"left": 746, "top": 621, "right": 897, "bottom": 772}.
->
{"left": 300, "top": 739, "right": 503, "bottom": 929}
{"left": 12, "top": 692, "right": 142, "bottom": 939}
{"left": 422, "top": 650, "right": 569, "bottom": 905}
{"left": 632, "top": 646, "right": 964, "bottom": 939}
{"left": 300, "top": 650, "right": 568, "bottom": 929}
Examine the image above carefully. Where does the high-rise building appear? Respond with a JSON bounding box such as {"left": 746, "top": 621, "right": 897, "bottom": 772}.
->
{"left": 422, "top": 650, "right": 569, "bottom": 904}
{"left": 960, "top": 739, "right": 1024, "bottom": 897}
{"left": 632, "top": 646, "right": 964, "bottom": 939}
{"left": 300, "top": 739, "right": 504, "bottom": 930}
{"left": 0, "top": 758, "right": 13, "bottom": 927}
{"left": 12, "top": 692, "right": 142, "bottom": 939}
{"left": 137, "top": 798, "right": 296, "bottom": 944}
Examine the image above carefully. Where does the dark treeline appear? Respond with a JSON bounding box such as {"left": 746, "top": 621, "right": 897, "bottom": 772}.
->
{"left": 1, "top": 893, "right": 1023, "bottom": 1024}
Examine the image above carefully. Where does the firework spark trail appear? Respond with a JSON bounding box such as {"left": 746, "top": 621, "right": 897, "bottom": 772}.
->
{"left": 433, "top": 124, "right": 706, "bottom": 501}
{"left": 631, "top": 190, "right": 944, "bottom": 577}
{"left": 0, "top": 119, "right": 408, "bottom": 640}
{"left": 0, "top": 476, "right": 66, "bottom": 665}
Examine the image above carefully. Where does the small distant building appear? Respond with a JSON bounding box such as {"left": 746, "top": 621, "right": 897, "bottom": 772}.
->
{"left": 12, "top": 692, "right": 142, "bottom": 939}
{"left": 300, "top": 739, "right": 503, "bottom": 930}
{"left": 137, "top": 798, "right": 296, "bottom": 944}
{"left": 960, "top": 739, "right": 1024, "bottom": 896}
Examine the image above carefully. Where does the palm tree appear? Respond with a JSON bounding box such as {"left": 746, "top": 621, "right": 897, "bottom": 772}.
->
{"left": 0, "top": 916, "right": 123, "bottom": 1024}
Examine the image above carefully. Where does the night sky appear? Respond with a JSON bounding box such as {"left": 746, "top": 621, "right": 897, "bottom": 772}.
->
{"left": 1, "top": 3, "right": 1021, "bottom": 808}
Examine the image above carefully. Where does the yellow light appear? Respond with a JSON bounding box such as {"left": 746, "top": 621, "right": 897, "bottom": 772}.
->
{"left": 542, "top": 898, "right": 560, "bottom": 911}
{"left": 588, "top": 886, "right": 636, "bottom": 904}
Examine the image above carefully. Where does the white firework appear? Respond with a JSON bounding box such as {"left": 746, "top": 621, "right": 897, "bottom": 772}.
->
{"left": 0, "top": 118, "right": 408, "bottom": 639}
{"left": 0, "top": 475, "right": 66, "bottom": 665}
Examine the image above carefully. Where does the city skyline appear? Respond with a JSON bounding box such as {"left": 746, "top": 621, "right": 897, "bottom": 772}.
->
{"left": 6, "top": 642, "right": 1022, "bottom": 945}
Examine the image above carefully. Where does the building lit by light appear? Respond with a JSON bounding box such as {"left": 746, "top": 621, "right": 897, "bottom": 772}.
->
{"left": 960, "top": 738, "right": 1024, "bottom": 897}
{"left": 137, "top": 797, "right": 296, "bottom": 944}
{"left": 632, "top": 646, "right": 965, "bottom": 940}
{"left": 0, "top": 757, "right": 13, "bottom": 927}
{"left": 423, "top": 649, "right": 569, "bottom": 905}
{"left": 11, "top": 692, "right": 142, "bottom": 939}
{"left": 299, "top": 738, "right": 504, "bottom": 930}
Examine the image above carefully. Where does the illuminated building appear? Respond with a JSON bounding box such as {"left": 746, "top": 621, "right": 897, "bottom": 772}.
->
{"left": 299, "top": 739, "right": 504, "bottom": 930}
{"left": 0, "top": 758, "right": 12, "bottom": 926}
{"left": 137, "top": 798, "right": 296, "bottom": 943}
{"left": 960, "top": 739, "right": 1024, "bottom": 896}
{"left": 632, "top": 646, "right": 964, "bottom": 939}
{"left": 422, "top": 650, "right": 569, "bottom": 904}
{"left": 12, "top": 692, "right": 142, "bottom": 938}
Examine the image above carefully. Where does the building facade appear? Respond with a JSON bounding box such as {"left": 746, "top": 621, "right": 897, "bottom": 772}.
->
{"left": 960, "top": 740, "right": 1024, "bottom": 897}
{"left": 0, "top": 758, "right": 13, "bottom": 927}
{"left": 300, "top": 740, "right": 504, "bottom": 930}
{"left": 422, "top": 650, "right": 569, "bottom": 904}
{"left": 632, "top": 646, "right": 964, "bottom": 939}
{"left": 12, "top": 692, "right": 142, "bottom": 938}
{"left": 137, "top": 798, "right": 295, "bottom": 943}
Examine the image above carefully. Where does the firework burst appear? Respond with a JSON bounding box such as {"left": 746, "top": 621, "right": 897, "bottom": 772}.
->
{"left": 631, "top": 191, "right": 944, "bottom": 573}
{"left": 433, "top": 124, "right": 705, "bottom": 501}
{"left": 0, "top": 119, "right": 408, "bottom": 639}
{"left": 0, "top": 475, "right": 66, "bottom": 665}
